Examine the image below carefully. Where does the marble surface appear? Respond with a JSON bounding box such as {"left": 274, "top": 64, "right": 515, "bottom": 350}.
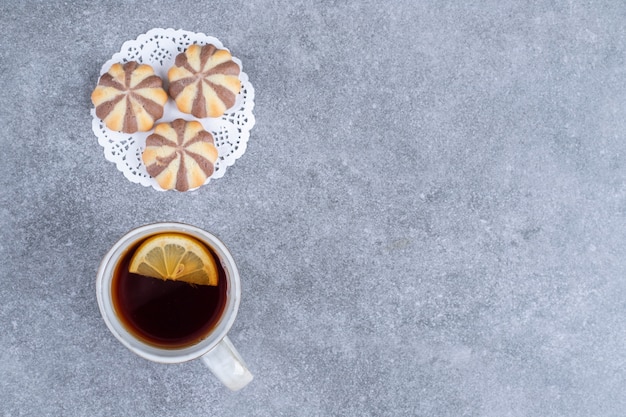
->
{"left": 1, "top": 1, "right": 625, "bottom": 416}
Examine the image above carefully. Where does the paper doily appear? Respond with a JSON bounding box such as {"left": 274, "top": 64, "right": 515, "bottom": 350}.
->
{"left": 91, "top": 28, "right": 255, "bottom": 191}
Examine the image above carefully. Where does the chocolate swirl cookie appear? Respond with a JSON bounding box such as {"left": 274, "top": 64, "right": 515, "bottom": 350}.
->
{"left": 91, "top": 62, "right": 167, "bottom": 133}
{"left": 142, "top": 119, "right": 218, "bottom": 191}
{"left": 168, "top": 44, "right": 241, "bottom": 118}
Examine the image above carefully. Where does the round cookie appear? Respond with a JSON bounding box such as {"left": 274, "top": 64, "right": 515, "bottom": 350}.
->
{"left": 142, "top": 119, "right": 218, "bottom": 191}
{"left": 168, "top": 44, "right": 241, "bottom": 118}
{"left": 91, "top": 61, "right": 168, "bottom": 133}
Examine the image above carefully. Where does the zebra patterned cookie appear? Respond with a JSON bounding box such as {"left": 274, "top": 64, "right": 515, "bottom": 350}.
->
{"left": 168, "top": 44, "right": 241, "bottom": 118}
{"left": 91, "top": 62, "right": 167, "bottom": 133}
{"left": 142, "top": 119, "right": 218, "bottom": 191}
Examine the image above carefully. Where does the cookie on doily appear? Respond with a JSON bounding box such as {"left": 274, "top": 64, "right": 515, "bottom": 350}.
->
{"left": 168, "top": 44, "right": 241, "bottom": 118}
{"left": 142, "top": 119, "right": 218, "bottom": 192}
{"left": 91, "top": 62, "right": 167, "bottom": 133}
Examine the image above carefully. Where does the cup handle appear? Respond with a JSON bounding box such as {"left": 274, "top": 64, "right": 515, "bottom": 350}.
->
{"left": 201, "top": 336, "right": 253, "bottom": 391}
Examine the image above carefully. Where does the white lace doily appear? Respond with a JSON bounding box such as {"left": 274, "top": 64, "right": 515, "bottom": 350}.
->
{"left": 91, "top": 28, "right": 255, "bottom": 191}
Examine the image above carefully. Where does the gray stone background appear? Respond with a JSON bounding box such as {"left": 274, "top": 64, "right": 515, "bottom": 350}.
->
{"left": 1, "top": 0, "right": 625, "bottom": 416}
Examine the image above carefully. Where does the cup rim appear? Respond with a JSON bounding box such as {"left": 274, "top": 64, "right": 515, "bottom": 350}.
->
{"left": 96, "top": 222, "right": 241, "bottom": 364}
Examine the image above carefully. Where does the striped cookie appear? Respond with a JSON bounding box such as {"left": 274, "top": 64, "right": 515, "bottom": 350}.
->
{"left": 142, "top": 119, "right": 218, "bottom": 191}
{"left": 168, "top": 44, "right": 241, "bottom": 118}
{"left": 91, "top": 62, "right": 167, "bottom": 133}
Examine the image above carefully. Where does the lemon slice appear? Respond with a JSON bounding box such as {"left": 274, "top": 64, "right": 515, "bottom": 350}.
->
{"left": 129, "top": 233, "right": 218, "bottom": 286}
